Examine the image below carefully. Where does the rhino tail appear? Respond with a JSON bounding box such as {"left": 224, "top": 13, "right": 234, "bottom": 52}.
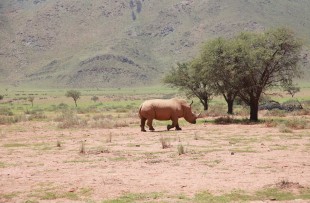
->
{"left": 138, "top": 104, "right": 143, "bottom": 119}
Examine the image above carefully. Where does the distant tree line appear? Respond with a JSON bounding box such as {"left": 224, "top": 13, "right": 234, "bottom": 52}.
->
{"left": 164, "top": 28, "right": 303, "bottom": 121}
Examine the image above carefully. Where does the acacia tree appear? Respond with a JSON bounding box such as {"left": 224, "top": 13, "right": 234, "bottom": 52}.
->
{"left": 163, "top": 61, "right": 213, "bottom": 110}
{"left": 230, "top": 28, "right": 302, "bottom": 121}
{"left": 66, "top": 90, "right": 81, "bottom": 107}
{"left": 200, "top": 38, "right": 239, "bottom": 114}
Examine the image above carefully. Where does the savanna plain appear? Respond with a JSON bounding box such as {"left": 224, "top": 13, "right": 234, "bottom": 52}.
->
{"left": 0, "top": 86, "right": 310, "bottom": 203}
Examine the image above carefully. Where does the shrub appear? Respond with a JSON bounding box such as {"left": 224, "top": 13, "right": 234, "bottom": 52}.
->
{"left": 55, "top": 110, "right": 86, "bottom": 129}
{"left": 58, "top": 103, "right": 69, "bottom": 110}
{"left": 207, "top": 104, "right": 227, "bottom": 117}
{"left": 160, "top": 137, "right": 171, "bottom": 149}
{"left": 265, "top": 120, "right": 278, "bottom": 128}
{"left": 214, "top": 116, "right": 234, "bottom": 124}
{"left": 234, "top": 107, "right": 249, "bottom": 117}
{"left": 88, "top": 119, "right": 114, "bottom": 128}
{"left": 265, "top": 109, "right": 287, "bottom": 117}
{"left": 0, "top": 107, "right": 13, "bottom": 116}
{"left": 80, "top": 141, "right": 85, "bottom": 154}
{"left": 0, "top": 115, "right": 25, "bottom": 124}
{"left": 278, "top": 124, "right": 293, "bottom": 133}
{"left": 88, "top": 118, "right": 128, "bottom": 129}
{"left": 92, "top": 114, "right": 113, "bottom": 120}
{"left": 91, "top": 96, "right": 99, "bottom": 102}
{"left": 106, "top": 133, "right": 112, "bottom": 143}
{"left": 283, "top": 118, "right": 309, "bottom": 129}
{"left": 28, "top": 111, "right": 47, "bottom": 120}
{"left": 290, "top": 108, "right": 310, "bottom": 116}
{"left": 177, "top": 144, "right": 185, "bottom": 155}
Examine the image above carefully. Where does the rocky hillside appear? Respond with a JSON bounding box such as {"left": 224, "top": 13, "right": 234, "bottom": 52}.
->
{"left": 1, "top": 0, "right": 310, "bottom": 88}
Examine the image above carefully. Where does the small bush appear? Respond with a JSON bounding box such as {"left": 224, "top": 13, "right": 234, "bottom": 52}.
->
{"left": 0, "top": 113, "right": 28, "bottom": 124}
{"left": 56, "top": 140, "right": 61, "bottom": 147}
{"left": 91, "top": 96, "right": 99, "bottom": 102}
{"left": 160, "top": 137, "right": 171, "bottom": 149}
{"left": 177, "top": 144, "right": 185, "bottom": 155}
{"left": 24, "top": 109, "right": 47, "bottom": 120}
{"left": 0, "top": 107, "right": 13, "bottom": 116}
{"left": 106, "top": 133, "right": 112, "bottom": 143}
{"left": 265, "top": 109, "right": 286, "bottom": 117}
{"left": 278, "top": 124, "right": 293, "bottom": 133}
{"left": 88, "top": 119, "right": 114, "bottom": 129}
{"left": 207, "top": 104, "right": 226, "bottom": 117}
{"left": 58, "top": 103, "right": 69, "bottom": 110}
{"left": 290, "top": 108, "right": 310, "bottom": 116}
{"left": 194, "top": 133, "right": 199, "bottom": 140}
{"left": 214, "top": 116, "right": 234, "bottom": 124}
{"left": 92, "top": 114, "right": 113, "bottom": 120}
{"left": 234, "top": 107, "right": 249, "bottom": 116}
{"left": 283, "top": 118, "right": 309, "bottom": 129}
{"left": 55, "top": 110, "right": 86, "bottom": 129}
{"left": 88, "top": 118, "right": 128, "bottom": 129}
{"left": 80, "top": 141, "right": 85, "bottom": 154}
{"left": 264, "top": 120, "right": 278, "bottom": 128}
{"left": 28, "top": 112, "right": 47, "bottom": 120}
{"left": 77, "top": 107, "right": 98, "bottom": 114}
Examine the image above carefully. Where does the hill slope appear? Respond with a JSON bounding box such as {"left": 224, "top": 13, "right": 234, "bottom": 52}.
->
{"left": 1, "top": 0, "right": 310, "bottom": 88}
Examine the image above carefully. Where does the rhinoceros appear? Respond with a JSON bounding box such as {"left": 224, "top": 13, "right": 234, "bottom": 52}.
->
{"left": 139, "top": 98, "right": 201, "bottom": 132}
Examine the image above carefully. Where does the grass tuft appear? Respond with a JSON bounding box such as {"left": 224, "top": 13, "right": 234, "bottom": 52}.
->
{"left": 160, "top": 136, "right": 171, "bottom": 149}
{"left": 177, "top": 144, "right": 185, "bottom": 155}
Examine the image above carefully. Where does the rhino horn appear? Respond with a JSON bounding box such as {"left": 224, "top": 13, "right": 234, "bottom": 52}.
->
{"left": 196, "top": 112, "right": 203, "bottom": 118}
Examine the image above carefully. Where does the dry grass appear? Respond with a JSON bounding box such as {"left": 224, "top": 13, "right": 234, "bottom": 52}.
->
{"left": 177, "top": 144, "right": 186, "bottom": 155}
{"left": 160, "top": 137, "right": 171, "bottom": 149}
{"left": 214, "top": 116, "right": 234, "bottom": 124}
{"left": 265, "top": 120, "right": 279, "bottom": 128}
{"left": 284, "top": 118, "right": 309, "bottom": 129}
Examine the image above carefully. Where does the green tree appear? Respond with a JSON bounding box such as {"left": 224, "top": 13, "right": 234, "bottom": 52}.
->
{"left": 66, "top": 90, "right": 81, "bottom": 107}
{"left": 200, "top": 38, "right": 239, "bottom": 114}
{"left": 0, "top": 95, "right": 3, "bottom": 100}
{"left": 163, "top": 61, "right": 213, "bottom": 110}
{"left": 230, "top": 28, "right": 302, "bottom": 121}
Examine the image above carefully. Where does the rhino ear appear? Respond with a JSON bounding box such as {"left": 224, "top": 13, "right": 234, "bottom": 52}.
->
{"left": 190, "top": 100, "right": 193, "bottom": 107}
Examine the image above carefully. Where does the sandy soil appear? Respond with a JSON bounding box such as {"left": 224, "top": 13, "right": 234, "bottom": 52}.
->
{"left": 0, "top": 118, "right": 309, "bottom": 202}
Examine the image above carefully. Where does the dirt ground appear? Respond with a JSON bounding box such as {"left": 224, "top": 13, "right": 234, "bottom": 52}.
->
{"left": 0, "top": 117, "right": 310, "bottom": 202}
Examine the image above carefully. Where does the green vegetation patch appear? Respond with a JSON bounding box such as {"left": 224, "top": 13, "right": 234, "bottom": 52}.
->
{"left": 102, "top": 192, "right": 164, "bottom": 203}
{"left": 3, "top": 143, "right": 28, "bottom": 148}
{"left": 194, "top": 190, "right": 252, "bottom": 203}
{"left": 30, "top": 186, "right": 93, "bottom": 201}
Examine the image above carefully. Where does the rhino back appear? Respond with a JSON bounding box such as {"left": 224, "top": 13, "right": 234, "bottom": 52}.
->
{"left": 140, "top": 99, "right": 183, "bottom": 120}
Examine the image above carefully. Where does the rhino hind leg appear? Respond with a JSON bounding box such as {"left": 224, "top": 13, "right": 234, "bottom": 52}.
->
{"left": 140, "top": 118, "right": 147, "bottom": 132}
{"left": 147, "top": 119, "right": 155, "bottom": 131}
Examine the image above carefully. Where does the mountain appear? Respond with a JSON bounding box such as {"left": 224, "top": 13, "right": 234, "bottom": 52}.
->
{"left": 1, "top": 0, "right": 310, "bottom": 88}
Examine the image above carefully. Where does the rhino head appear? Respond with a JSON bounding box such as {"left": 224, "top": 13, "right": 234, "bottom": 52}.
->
{"left": 183, "top": 101, "right": 202, "bottom": 124}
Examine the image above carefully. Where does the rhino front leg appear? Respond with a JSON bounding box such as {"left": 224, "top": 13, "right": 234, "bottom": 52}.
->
{"left": 147, "top": 119, "right": 155, "bottom": 131}
{"left": 140, "top": 118, "right": 147, "bottom": 132}
{"left": 175, "top": 124, "right": 182, "bottom": 131}
{"left": 167, "top": 118, "right": 181, "bottom": 131}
